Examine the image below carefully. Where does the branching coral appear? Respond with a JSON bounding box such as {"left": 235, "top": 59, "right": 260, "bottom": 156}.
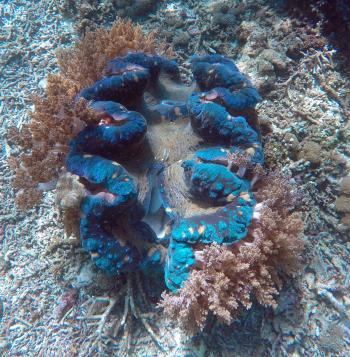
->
{"left": 56, "top": 0, "right": 159, "bottom": 35}
{"left": 160, "top": 173, "right": 304, "bottom": 333}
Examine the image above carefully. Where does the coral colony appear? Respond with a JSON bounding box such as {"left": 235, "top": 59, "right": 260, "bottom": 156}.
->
{"left": 9, "top": 21, "right": 304, "bottom": 333}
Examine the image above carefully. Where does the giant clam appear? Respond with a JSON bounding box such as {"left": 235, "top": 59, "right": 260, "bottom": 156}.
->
{"left": 66, "top": 52, "right": 263, "bottom": 291}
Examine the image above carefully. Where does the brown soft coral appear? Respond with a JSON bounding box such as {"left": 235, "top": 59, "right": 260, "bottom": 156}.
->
{"left": 7, "top": 75, "right": 96, "bottom": 210}
{"left": 56, "top": 19, "right": 156, "bottom": 89}
{"left": 160, "top": 173, "right": 304, "bottom": 334}
{"left": 8, "top": 19, "right": 156, "bottom": 210}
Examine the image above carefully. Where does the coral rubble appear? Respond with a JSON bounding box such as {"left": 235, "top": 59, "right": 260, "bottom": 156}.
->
{"left": 336, "top": 175, "right": 350, "bottom": 230}
{"left": 56, "top": 0, "right": 159, "bottom": 34}
{"left": 283, "top": 0, "right": 350, "bottom": 55}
